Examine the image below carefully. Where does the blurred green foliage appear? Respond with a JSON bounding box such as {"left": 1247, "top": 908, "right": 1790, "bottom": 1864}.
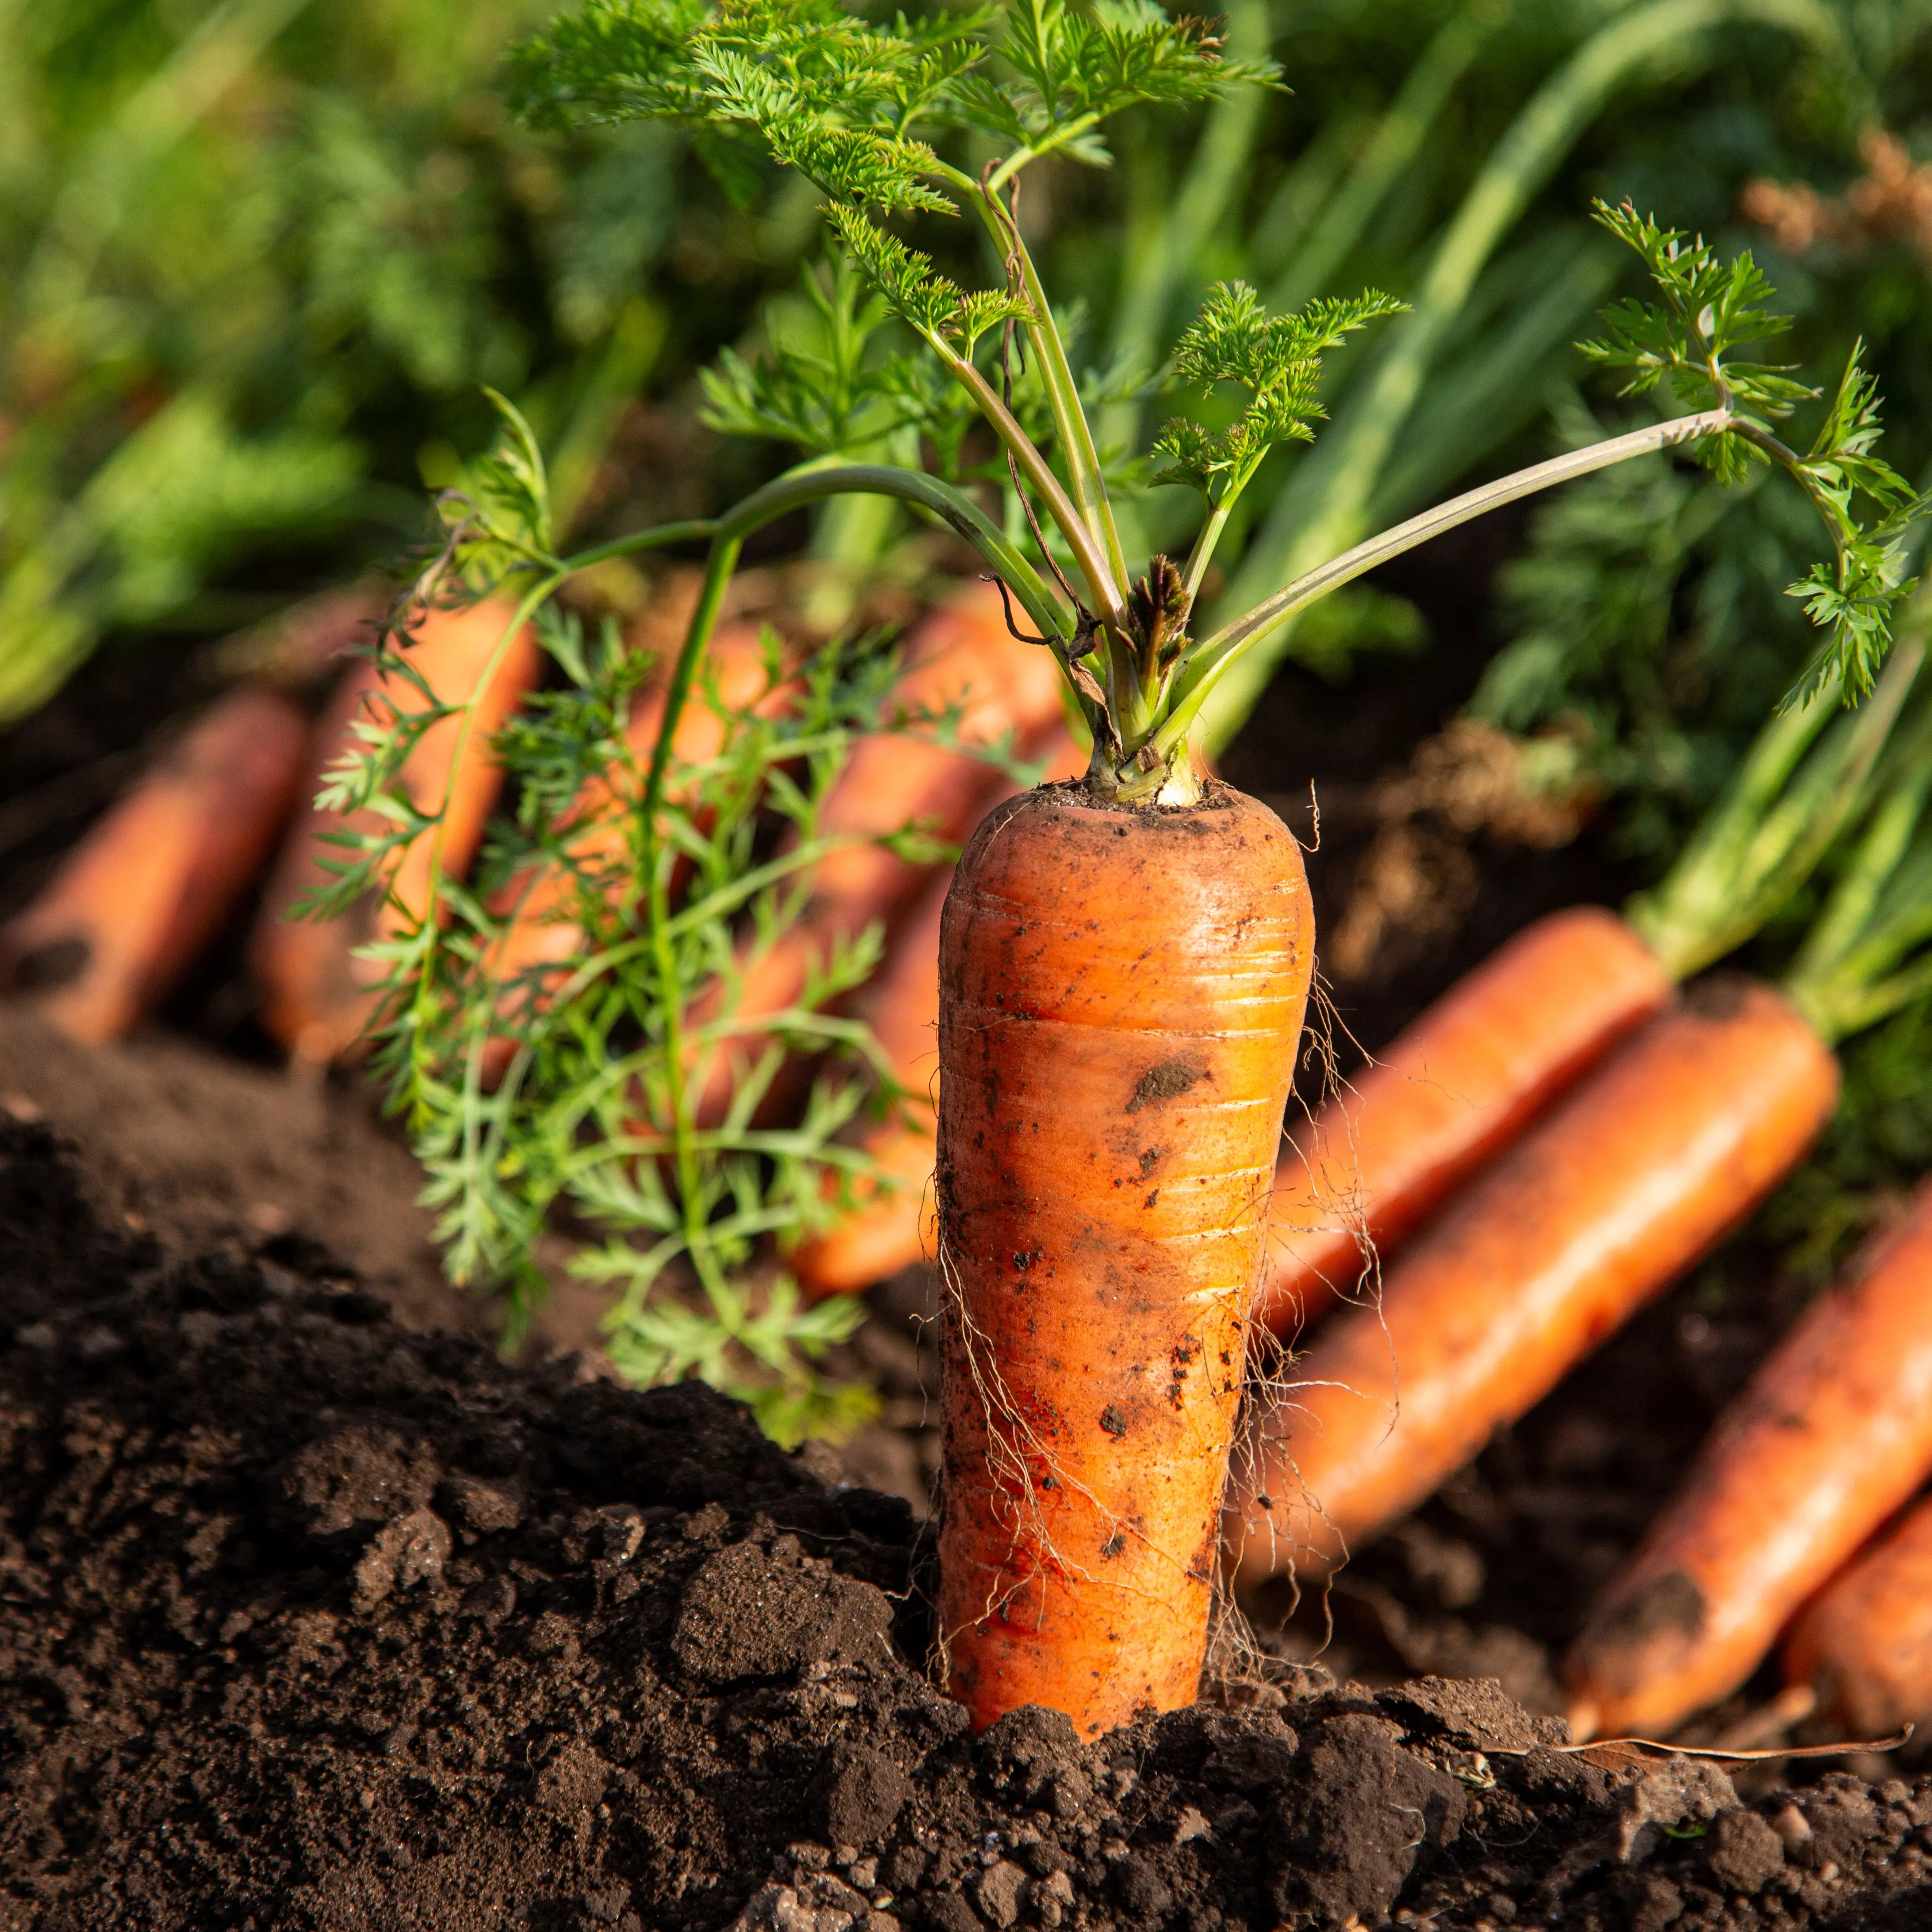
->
{"left": 13, "top": 0, "right": 1932, "bottom": 768}
{"left": 0, "top": 0, "right": 812, "bottom": 722}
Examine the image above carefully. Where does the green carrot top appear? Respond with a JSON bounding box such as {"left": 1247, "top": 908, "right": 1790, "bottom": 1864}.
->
{"left": 485, "top": 0, "right": 1925, "bottom": 804}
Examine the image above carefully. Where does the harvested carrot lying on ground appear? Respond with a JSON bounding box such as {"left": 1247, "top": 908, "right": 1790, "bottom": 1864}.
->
{"left": 1228, "top": 697, "right": 1932, "bottom": 1591}
{"left": 791, "top": 721, "right": 1088, "bottom": 1298}
{"left": 1261, "top": 908, "right": 1669, "bottom": 1331}
{"left": 688, "top": 580, "right": 1071, "bottom": 1125}
{"left": 1566, "top": 1177, "right": 1932, "bottom": 1739}
{"left": 1227, "top": 978, "right": 1840, "bottom": 1585}
{"left": 1258, "top": 632, "right": 1921, "bottom": 1336}
{"left": 1786, "top": 1477, "right": 1932, "bottom": 1737}
{"left": 1563, "top": 742, "right": 1932, "bottom": 1738}
{"left": 1, "top": 686, "right": 309, "bottom": 1043}
{"left": 249, "top": 598, "right": 538, "bottom": 1063}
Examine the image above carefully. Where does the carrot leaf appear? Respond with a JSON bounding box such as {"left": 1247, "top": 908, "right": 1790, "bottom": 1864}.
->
{"left": 1587, "top": 203, "right": 1931, "bottom": 700}
{"left": 1156, "top": 283, "right": 1408, "bottom": 507}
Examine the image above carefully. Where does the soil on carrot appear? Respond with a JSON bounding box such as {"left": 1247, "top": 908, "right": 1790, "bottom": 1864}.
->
{"left": 5, "top": 1118, "right": 1932, "bottom": 1932}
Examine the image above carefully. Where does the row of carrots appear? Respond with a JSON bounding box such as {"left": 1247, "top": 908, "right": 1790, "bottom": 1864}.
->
{"left": 9, "top": 576, "right": 1932, "bottom": 1746}
{"left": 1221, "top": 625, "right": 1932, "bottom": 1745}
{"left": 0, "top": 579, "right": 1074, "bottom": 1089}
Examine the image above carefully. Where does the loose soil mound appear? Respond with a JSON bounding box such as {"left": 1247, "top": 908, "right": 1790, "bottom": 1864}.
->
{"left": 4, "top": 1124, "right": 1930, "bottom": 1932}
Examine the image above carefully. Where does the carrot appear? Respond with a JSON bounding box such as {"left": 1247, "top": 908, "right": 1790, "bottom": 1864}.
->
{"left": 689, "top": 579, "right": 1071, "bottom": 1124}
{"left": 1224, "top": 978, "right": 1840, "bottom": 1588}
{"left": 1563, "top": 1176, "right": 1932, "bottom": 1740}
{"left": 249, "top": 598, "right": 538, "bottom": 1063}
{"left": 1256, "top": 637, "right": 1923, "bottom": 1338}
{"left": 2, "top": 686, "right": 309, "bottom": 1044}
{"left": 481, "top": 619, "right": 775, "bottom": 1043}
{"left": 1260, "top": 906, "right": 1671, "bottom": 1332}
{"left": 936, "top": 781, "right": 1313, "bottom": 1737}
{"left": 1785, "top": 1480, "right": 1932, "bottom": 1737}
{"left": 790, "top": 721, "right": 1091, "bottom": 1297}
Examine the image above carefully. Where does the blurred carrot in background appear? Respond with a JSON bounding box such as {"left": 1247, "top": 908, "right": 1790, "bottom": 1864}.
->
{"left": 1, "top": 684, "right": 309, "bottom": 1043}
{"left": 479, "top": 618, "right": 778, "bottom": 1083}
{"left": 1567, "top": 1177, "right": 1932, "bottom": 1740}
{"left": 686, "top": 582, "right": 1072, "bottom": 1129}
{"left": 249, "top": 597, "right": 538, "bottom": 1064}
{"left": 790, "top": 718, "right": 1088, "bottom": 1297}
{"left": 1786, "top": 1480, "right": 1932, "bottom": 1738}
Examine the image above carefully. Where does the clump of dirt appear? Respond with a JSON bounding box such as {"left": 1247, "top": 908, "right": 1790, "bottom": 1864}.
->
{"left": 4, "top": 1120, "right": 1930, "bottom": 1932}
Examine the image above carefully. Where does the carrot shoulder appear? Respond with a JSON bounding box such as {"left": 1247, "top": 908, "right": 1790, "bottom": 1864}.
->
{"left": 937, "top": 782, "right": 1312, "bottom": 1737}
{"left": 1225, "top": 979, "right": 1839, "bottom": 1588}
{"left": 1259, "top": 907, "right": 1670, "bottom": 1334}
{"left": 3, "top": 686, "right": 309, "bottom": 1044}
{"left": 1566, "top": 1176, "right": 1932, "bottom": 1740}
{"left": 249, "top": 599, "right": 537, "bottom": 1063}
{"left": 1785, "top": 1483, "right": 1932, "bottom": 1737}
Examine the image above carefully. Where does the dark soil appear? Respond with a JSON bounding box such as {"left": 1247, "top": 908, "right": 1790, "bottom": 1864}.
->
{"left": 6, "top": 1120, "right": 1932, "bottom": 1932}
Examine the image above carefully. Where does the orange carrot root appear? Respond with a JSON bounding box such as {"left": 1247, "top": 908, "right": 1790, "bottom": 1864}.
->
{"left": 3, "top": 687, "right": 310, "bottom": 1044}
{"left": 1225, "top": 979, "right": 1840, "bottom": 1591}
{"left": 1260, "top": 907, "right": 1671, "bottom": 1334}
{"left": 249, "top": 598, "right": 538, "bottom": 1064}
{"left": 1785, "top": 1484, "right": 1932, "bottom": 1737}
{"left": 937, "top": 782, "right": 1312, "bottom": 1737}
{"left": 1566, "top": 1177, "right": 1932, "bottom": 1740}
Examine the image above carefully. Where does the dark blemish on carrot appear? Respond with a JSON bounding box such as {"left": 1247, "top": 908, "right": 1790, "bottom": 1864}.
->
{"left": 1136, "top": 1147, "right": 1164, "bottom": 1178}
{"left": 1012, "top": 1249, "right": 1042, "bottom": 1272}
{"left": 1100, "top": 1533, "right": 1126, "bottom": 1559}
{"left": 1144, "top": 1189, "right": 1158, "bottom": 1209}
{"left": 1125, "top": 1058, "right": 1210, "bottom": 1113}
{"left": 1099, "top": 1405, "right": 1127, "bottom": 1438}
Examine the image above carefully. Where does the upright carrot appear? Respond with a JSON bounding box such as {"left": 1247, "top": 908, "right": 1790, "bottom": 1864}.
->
{"left": 1, "top": 686, "right": 309, "bottom": 1043}
{"left": 249, "top": 597, "right": 538, "bottom": 1063}
{"left": 1226, "top": 979, "right": 1840, "bottom": 1585}
{"left": 937, "top": 783, "right": 1313, "bottom": 1736}
{"left": 1565, "top": 1178, "right": 1932, "bottom": 1739}
{"left": 1258, "top": 635, "right": 1920, "bottom": 1336}
{"left": 441, "top": 20, "right": 1921, "bottom": 1734}
{"left": 1785, "top": 1480, "right": 1932, "bottom": 1737}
